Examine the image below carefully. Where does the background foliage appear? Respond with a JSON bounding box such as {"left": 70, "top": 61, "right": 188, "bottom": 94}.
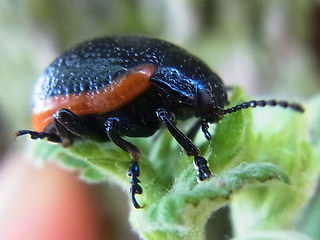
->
{"left": 1, "top": 1, "right": 320, "bottom": 239}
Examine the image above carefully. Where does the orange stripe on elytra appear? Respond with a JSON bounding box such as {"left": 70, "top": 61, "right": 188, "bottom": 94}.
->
{"left": 32, "top": 64, "right": 157, "bottom": 132}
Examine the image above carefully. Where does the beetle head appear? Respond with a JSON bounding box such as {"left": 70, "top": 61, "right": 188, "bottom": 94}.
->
{"left": 195, "top": 86, "right": 226, "bottom": 123}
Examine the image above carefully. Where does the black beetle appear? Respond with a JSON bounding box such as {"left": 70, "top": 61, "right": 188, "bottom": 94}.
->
{"left": 16, "top": 36, "right": 304, "bottom": 208}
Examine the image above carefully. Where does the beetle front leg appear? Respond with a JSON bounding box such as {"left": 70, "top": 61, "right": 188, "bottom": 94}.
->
{"left": 156, "top": 108, "right": 212, "bottom": 181}
{"left": 104, "top": 118, "right": 143, "bottom": 208}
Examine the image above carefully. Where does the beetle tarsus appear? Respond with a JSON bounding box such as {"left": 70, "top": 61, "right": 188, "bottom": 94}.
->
{"left": 16, "top": 130, "right": 46, "bottom": 139}
{"left": 15, "top": 130, "right": 61, "bottom": 143}
{"left": 128, "top": 161, "right": 143, "bottom": 208}
{"left": 201, "top": 121, "right": 211, "bottom": 140}
{"left": 194, "top": 156, "right": 212, "bottom": 181}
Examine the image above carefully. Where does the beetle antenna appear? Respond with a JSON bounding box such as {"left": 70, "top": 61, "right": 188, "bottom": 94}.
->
{"left": 221, "top": 99, "right": 304, "bottom": 115}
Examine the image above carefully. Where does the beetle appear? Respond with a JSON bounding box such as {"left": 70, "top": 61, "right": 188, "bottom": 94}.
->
{"left": 16, "top": 36, "right": 304, "bottom": 208}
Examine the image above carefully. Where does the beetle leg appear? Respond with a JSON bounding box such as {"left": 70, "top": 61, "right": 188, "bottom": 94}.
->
{"left": 16, "top": 130, "right": 61, "bottom": 143}
{"left": 194, "top": 156, "right": 212, "bottom": 181}
{"left": 201, "top": 120, "right": 211, "bottom": 140}
{"left": 53, "top": 108, "right": 100, "bottom": 147}
{"left": 104, "top": 118, "right": 143, "bottom": 208}
{"left": 17, "top": 109, "right": 90, "bottom": 147}
{"left": 186, "top": 120, "right": 202, "bottom": 141}
{"left": 156, "top": 108, "right": 199, "bottom": 156}
{"left": 127, "top": 161, "right": 142, "bottom": 209}
{"left": 156, "top": 108, "right": 212, "bottom": 181}
{"left": 53, "top": 119, "right": 75, "bottom": 147}
{"left": 54, "top": 109, "right": 92, "bottom": 138}
{"left": 187, "top": 120, "right": 211, "bottom": 141}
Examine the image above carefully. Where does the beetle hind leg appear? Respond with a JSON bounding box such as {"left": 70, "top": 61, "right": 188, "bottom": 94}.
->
{"left": 156, "top": 108, "right": 212, "bottom": 181}
{"left": 16, "top": 129, "right": 62, "bottom": 143}
{"left": 16, "top": 109, "right": 85, "bottom": 147}
{"left": 105, "top": 118, "right": 143, "bottom": 208}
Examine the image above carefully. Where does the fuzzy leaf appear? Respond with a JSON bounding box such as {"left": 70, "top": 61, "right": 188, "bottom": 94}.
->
{"left": 26, "top": 87, "right": 319, "bottom": 240}
{"left": 209, "top": 87, "right": 254, "bottom": 171}
{"left": 129, "top": 162, "right": 289, "bottom": 240}
{"left": 231, "top": 93, "right": 320, "bottom": 237}
{"left": 231, "top": 230, "right": 314, "bottom": 240}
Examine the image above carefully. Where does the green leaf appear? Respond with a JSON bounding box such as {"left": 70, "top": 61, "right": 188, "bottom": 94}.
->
{"left": 27, "top": 88, "right": 320, "bottom": 240}
{"left": 130, "top": 162, "right": 289, "bottom": 240}
{"left": 296, "top": 94, "right": 320, "bottom": 240}
{"left": 231, "top": 230, "right": 314, "bottom": 240}
{"left": 209, "top": 87, "right": 254, "bottom": 172}
{"left": 231, "top": 93, "right": 320, "bottom": 237}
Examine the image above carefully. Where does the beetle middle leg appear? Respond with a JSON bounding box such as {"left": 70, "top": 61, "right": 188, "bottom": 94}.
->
{"left": 105, "top": 118, "right": 143, "bottom": 208}
{"left": 156, "top": 108, "right": 212, "bottom": 181}
{"left": 54, "top": 110, "right": 144, "bottom": 208}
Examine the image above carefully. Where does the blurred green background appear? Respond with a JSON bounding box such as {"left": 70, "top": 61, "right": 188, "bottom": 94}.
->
{"left": 0, "top": 1, "right": 319, "bottom": 240}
